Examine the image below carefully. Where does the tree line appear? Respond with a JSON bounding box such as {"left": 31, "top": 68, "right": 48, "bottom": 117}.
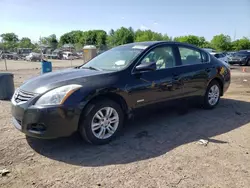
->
{"left": 1, "top": 27, "right": 250, "bottom": 52}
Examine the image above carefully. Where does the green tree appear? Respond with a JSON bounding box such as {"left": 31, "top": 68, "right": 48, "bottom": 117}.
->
{"left": 231, "top": 37, "right": 250, "bottom": 51}
{"left": 0, "top": 33, "right": 18, "bottom": 43}
{"left": 39, "top": 34, "right": 58, "bottom": 49}
{"left": 174, "top": 35, "right": 201, "bottom": 46}
{"left": 74, "top": 43, "right": 83, "bottom": 52}
{"left": 18, "top": 37, "right": 34, "bottom": 48}
{"left": 211, "top": 34, "right": 232, "bottom": 51}
{"left": 163, "top": 34, "right": 171, "bottom": 41}
{"left": 59, "top": 30, "right": 83, "bottom": 46}
{"left": 135, "top": 30, "right": 164, "bottom": 42}
{"left": 0, "top": 33, "right": 19, "bottom": 50}
{"left": 112, "top": 27, "right": 134, "bottom": 46}
{"left": 107, "top": 29, "right": 115, "bottom": 47}
{"left": 95, "top": 30, "right": 107, "bottom": 49}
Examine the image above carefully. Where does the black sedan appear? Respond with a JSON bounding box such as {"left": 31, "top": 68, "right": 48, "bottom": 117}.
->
{"left": 11, "top": 41, "right": 231, "bottom": 145}
{"left": 228, "top": 50, "right": 250, "bottom": 66}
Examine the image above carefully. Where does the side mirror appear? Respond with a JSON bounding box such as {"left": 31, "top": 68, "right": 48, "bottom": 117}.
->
{"left": 135, "top": 62, "right": 157, "bottom": 72}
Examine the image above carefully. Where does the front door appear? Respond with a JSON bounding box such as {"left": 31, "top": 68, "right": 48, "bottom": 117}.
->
{"left": 127, "top": 45, "right": 183, "bottom": 108}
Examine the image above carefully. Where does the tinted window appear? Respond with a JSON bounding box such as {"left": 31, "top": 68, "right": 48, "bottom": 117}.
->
{"left": 141, "top": 46, "right": 176, "bottom": 69}
{"left": 214, "top": 54, "right": 220, "bottom": 58}
{"left": 179, "top": 47, "right": 202, "bottom": 65}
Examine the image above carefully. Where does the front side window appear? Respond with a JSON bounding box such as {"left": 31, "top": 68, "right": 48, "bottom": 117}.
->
{"left": 179, "top": 47, "right": 202, "bottom": 65}
{"left": 140, "top": 46, "right": 176, "bottom": 70}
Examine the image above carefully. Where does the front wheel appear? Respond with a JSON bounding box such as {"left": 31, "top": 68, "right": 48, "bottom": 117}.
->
{"left": 79, "top": 99, "right": 124, "bottom": 145}
{"left": 203, "top": 80, "right": 221, "bottom": 109}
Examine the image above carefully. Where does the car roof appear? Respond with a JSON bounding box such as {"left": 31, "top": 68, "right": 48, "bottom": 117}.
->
{"left": 209, "top": 52, "right": 218, "bottom": 55}
{"left": 116, "top": 41, "right": 202, "bottom": 50}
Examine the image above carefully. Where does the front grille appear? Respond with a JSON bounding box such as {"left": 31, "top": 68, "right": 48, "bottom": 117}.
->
{"left": 14, "top": 89, "right": 35, "bottom": 103}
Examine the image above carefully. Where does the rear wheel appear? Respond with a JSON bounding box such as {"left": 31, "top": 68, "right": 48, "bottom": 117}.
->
{"left": 79, "top": 99, "right": 124, "bottom": 145}
{"left": 203, "top": 80, "right": 221, "bottom": 109}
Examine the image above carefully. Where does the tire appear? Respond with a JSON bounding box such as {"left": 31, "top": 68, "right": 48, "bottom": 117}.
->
{"left": 79, "top": 99, "right": 124, "bottom": 145}
{"left": 203, "top": 80, "right": 221, "bottom": 109}
{"left": 246, "top": 60, "right": 250, "bottom": 66}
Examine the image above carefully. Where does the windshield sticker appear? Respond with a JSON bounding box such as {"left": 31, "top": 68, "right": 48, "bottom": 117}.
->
{"left": 114, "top": 60, "right": 126, "bottom": 66}
{"left": 132, "top": 45, "right": 148, "bottom": 50}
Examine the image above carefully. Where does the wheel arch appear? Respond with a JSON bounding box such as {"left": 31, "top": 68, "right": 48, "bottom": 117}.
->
{"left": 208, "top": 77, "right": 224, "bottom": 96}
{"left": 79, "top": 92, "right": 129, "bottom": 121}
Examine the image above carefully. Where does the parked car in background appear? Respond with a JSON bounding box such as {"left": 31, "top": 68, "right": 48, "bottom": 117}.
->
{"left": 11, "top": 41, "right": 231, "bottom": 145}
{"left": 228, "top": 50, "right": 250, "bottom": 66}
{"left": 227, "top": 51, "right": 236, "bottom": 57}
{"left": 17, "top": 48, "right": 32, "bottom": 60}
{"left": 209, "top": 52, "right": 229, "bottom": 66}
{"left": 202, "top": 48, "right": 216, "bottom": 53}
{"left": 25, "top": 52, "right": 42, "bottom": 62}
{"left": 62, "top": 51, "right": 75, "bottom": 60}
{"left": 1, "top": 52, "right": 20, "bottom": 60}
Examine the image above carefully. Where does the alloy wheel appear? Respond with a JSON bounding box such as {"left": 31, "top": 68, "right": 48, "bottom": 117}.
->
{"left": 91, "top": 107, "right": 119, "bottom": 139}
{"left": 208, "top": 85, "right": 220, "bottom": 106}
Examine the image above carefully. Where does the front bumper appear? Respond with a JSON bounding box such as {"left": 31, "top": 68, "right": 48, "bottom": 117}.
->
{"left": 11, "top": 102, "right": 81, "bottom": 139}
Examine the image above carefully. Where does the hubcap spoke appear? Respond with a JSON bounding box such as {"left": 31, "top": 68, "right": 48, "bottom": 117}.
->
{"left": 96, "top": 110, "right": 104, "bottom": 120}
{"left": 98, "top": 127, "right": 106, "bottom": 139}
{"left": 107, "top": 125, "right": 115, "bottom": 134}
{"left": 110, "top": 117, "right": 118, "bottom": 124}
{"left": 91, "top": 106, "right": 119, "bottom": 140}
{"left": 92, "top": 123, "right": 102, "bottom": 131}
{"left": 106, "top": 107, "right": 113, "bottom": 118}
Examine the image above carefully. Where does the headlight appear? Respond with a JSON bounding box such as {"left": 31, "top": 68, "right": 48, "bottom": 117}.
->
{"left": 35, "top": 84, "right": 82, "bottom": 106}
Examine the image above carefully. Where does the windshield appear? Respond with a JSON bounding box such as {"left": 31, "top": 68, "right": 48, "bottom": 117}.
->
{"left": 81, "top": 46, "right": 144, "bottom": 71}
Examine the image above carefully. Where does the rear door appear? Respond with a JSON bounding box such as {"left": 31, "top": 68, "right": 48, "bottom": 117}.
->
{"left": 175, "top": 45, "right": 212, "bottom": 98}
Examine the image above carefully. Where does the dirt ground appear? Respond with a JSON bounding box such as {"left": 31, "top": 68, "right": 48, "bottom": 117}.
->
{"left": 0, "top": 61, "right": 250, "bottom": 188}
{"left": 0, "top": 59, "right": 84, "bottom": 71}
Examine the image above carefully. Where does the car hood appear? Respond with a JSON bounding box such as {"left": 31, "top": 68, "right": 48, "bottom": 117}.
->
{"left": 20, "top": 68, "right": 108, "bottom": 94}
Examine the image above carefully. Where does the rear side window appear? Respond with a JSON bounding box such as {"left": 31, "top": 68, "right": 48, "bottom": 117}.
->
{"left": 179, "top": 47, "right": 202, "bottom": 65}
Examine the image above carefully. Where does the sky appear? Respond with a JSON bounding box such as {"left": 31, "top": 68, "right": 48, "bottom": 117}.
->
{"left": 1, "top": 0, "right": 250, "bottom": 42}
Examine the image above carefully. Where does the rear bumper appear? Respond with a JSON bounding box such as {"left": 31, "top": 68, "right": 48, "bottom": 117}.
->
{"left": 11, "top": 103, "right": 81, "bottom": 139}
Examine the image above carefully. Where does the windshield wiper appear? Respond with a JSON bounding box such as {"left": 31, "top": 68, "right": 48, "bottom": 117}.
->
{"left": 81, "top": 66, "right": 102, "bottom": 71}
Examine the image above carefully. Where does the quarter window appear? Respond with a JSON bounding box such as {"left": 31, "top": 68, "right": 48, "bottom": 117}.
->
{"left": 140, "top": 46, "right": 176, "bottom": 70}
{"left": 179, "top": 47, "right": 202, "bottom": 65}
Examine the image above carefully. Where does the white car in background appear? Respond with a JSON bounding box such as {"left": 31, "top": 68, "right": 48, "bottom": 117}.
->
{"left": 62, "top": 51, "right": 75, "bottom": 60}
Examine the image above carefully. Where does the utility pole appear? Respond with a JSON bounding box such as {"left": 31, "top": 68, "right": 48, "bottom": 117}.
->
{"left": 1, "top": 38, "right": 7, "bottom": 71}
